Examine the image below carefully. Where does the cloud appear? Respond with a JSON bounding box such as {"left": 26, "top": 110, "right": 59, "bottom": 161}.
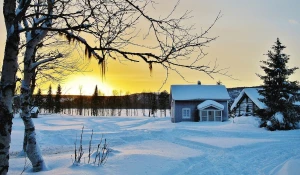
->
{"left": 288, "top": 19, "right": 299, "bottom": 25}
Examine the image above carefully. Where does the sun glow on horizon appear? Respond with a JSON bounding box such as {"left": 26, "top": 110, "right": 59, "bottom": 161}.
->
{"left": 62, "top": 75, "right": 113, "bottom": 96}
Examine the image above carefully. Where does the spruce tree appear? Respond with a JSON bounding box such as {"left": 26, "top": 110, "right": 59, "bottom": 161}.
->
{"left": 55, "top": 84, "right": 62, "bottom": 113}
{"left": 34, "top": 88, "right": 43, "bottom": 108}
{"left": 257, "top": 38, "right": 299, "bottom": 130}
{"left": 91, "top": 85, "right": 99, "bottom": 116}
{"left": 46, "top": 85, "right": 54, "bottom": 113}
{"left": 149, "top": 92, "right": 157, "bottom": 116}
{"left": 158, "top": 91, "right": 169, "bottom": 117}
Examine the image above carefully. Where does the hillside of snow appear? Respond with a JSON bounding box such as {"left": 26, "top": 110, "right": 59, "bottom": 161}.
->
{"left": 9, "top": 114, "right": 300, "bottom": 175}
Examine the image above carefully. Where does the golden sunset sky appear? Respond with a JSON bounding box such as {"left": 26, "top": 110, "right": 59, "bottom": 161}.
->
{"left": 1, "top": 0, "right": 300, "bottom": 95}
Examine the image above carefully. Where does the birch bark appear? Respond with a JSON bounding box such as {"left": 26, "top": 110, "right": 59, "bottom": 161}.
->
{"left": 0, "top": 1, "right": 19, "bottom": 174}
{"left": 19, "top": 0, "right": 53, "bottom": 169}
{"left": 20, "top": 43, "right": 46, "bottom": 171}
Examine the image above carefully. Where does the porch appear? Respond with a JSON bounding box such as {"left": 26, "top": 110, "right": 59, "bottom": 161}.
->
{"left": 197, "top": 100, "right": 224, "bottom": 122}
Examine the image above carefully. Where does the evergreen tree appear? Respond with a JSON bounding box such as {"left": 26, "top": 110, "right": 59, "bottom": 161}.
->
{"left": 257, "top": 38, "right": 299, "bottom": 130}
{"left": 132, "top": 94, "right": 139, "bottom": 116}
{"left": 55, "top": 84, "right": 62, "bottom": 113}
{"left": 46, "top": 85, "right": 54, "bottom": 113}
{"left": 91, "top": 85, "right": 99, "bottom": 116}
{"left": 124, "top": 92, "right": 132, "bottom": 116}
{"left": 34, "top": 88, "right": 43, "bottom": 108}
{"left": 158, "top": 91, "right": 169, "bottom": 117}
{"left": 149, "top": 92, "right": 157, "bottom": 116}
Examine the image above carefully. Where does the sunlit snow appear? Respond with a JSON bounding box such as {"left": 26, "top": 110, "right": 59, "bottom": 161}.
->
{"left": 9, "top": 114, "right": 300, "bottom": 175}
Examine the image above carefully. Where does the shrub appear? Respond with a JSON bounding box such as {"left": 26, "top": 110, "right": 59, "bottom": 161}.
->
{"left": 73, "top": 126, "right": 110, "bottom": 166}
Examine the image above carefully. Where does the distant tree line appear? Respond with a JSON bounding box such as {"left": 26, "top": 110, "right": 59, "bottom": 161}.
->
{"left": 29, "top": 85, "right": 170, "bottom": 117}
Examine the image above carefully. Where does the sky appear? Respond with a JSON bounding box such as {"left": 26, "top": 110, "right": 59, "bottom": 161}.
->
{"left": 1, "top": 0, "right": 300, "bottom": 95}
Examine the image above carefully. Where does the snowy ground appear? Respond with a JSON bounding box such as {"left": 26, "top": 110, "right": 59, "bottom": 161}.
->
{"left": 9, "top": 114, "right": 300, "bottom": 175}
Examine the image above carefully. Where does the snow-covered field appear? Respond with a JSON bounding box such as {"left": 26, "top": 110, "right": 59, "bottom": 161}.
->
{"left": 9, "top": 114, "right": 300, "bottom": 175}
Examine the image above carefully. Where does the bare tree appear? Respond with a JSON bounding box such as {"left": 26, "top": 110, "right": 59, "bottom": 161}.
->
{"left": 28, "top": 34, "right": 89, "bottom": 95}
{"left": 1, "top": 0, "right": 229, "bottom": 173}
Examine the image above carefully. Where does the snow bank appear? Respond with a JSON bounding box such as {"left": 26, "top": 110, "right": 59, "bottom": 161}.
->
{"left": 231, "top": 116, "right": 261, "bottom": 127}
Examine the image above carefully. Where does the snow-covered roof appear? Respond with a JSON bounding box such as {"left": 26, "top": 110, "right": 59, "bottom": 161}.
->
{"left": 171, "top": 85, "right": 230, "bottom": 101}
{"left": 230, "top": 88, "right": 267, "bottom": 111}
{"left": 197, "top": 100, "right": 224, "bottom": 110}
{"left": 31, "top": 106, "right": 39, "bottom": 113}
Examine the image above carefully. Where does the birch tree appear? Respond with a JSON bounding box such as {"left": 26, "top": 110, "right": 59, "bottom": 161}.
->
{"left": 1, "top": 1, "right": 24, "bottom": 174}
{"left": 1, "top": 0, "right": 229, "bottom": 173}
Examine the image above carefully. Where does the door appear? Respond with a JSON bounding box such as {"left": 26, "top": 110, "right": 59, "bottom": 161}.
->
{"left": 208, "top": 111, "right": 214, "bottom": 121}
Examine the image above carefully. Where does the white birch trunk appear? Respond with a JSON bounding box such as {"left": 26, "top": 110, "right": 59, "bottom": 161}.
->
{"left": 20, "top": 33, "right": 48, "bottom": 172}
{"left": 0, "top": 1, "right": 20, "bottom": 174}
{"left": 18, "top": 0, "right": 54, "bottom": 171}
{"left": 20, "top": 63, "right": 46, "bottom": 171}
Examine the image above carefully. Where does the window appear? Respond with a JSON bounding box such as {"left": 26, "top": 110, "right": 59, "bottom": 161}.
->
{"left": 200, "top": 110, "right": 222, "bottom": 122}
{"left": 215, "top": 111, "right": 222, "bottom": 121}
{"left": 215, "top": 111, "right": 221, "bottom": 117}
{"left": 182, "top": 108, "right": 191, "bottom": 119}
{"left": 201, "top": 111, "right": 208, "bottom": 121}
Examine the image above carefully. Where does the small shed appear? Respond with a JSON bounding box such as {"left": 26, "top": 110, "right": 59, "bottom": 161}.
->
{"left": 30, "top": 107, "right": 39, "bottom": 118}
{"left": 170, "top": 84, "right": 230, "bottom": 123}
{"left": 231, "top": 88, "right": 300, "bottom": 116}
{"left": 230, "top": 88, "right": 266, "bottom": 116}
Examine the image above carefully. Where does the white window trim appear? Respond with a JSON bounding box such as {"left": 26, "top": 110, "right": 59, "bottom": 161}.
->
{"left": 182, "top": 108, "right": 191, "bottom": 119}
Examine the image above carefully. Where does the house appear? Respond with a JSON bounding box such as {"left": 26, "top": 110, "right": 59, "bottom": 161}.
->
{"left": 170, "top": 83, "right": 230, "bottom": 123}
{"left": 230, "top": 88, "right": 300, "bottom": 116}
{"left": 30, "top": 106, "right": 39, "bottom": 118}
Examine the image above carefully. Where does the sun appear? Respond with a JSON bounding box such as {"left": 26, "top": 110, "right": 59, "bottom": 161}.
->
{"left": 63, "top": 75, "right": 113, "bottom": 96}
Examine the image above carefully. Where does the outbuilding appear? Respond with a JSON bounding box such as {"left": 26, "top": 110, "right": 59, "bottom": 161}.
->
{"left": 30, "top": 106, "right": 40, "bottom": 118}
{"left": 230, "top": 88, "right": 266, "bottom": 116}
{"left": 231, "top": 88, "right": 300, "bottom": 116}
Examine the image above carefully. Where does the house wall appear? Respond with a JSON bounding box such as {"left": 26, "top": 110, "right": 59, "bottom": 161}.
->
{"left": 172, "top": 100, "right": 228, "bottom": 123}
{"left": 171, "top": 100, "right": 176, "bottom": 123}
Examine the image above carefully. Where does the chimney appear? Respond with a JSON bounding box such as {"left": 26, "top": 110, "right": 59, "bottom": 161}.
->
{"left": 197, "top": 80, "right": 201, "bottom": 85}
